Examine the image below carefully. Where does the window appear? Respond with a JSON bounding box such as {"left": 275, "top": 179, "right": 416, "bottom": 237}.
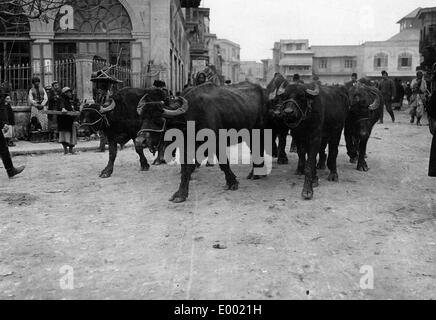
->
{"left": 374, "top": 53, "right": 388, "bottom": 69}
{"left": 398, "top": 53, "right": 412, "bottom": 69}
{"left": 319, "top": 59, "right": 327, "bottom": 69}
{"left": 54, "top": 42, "right": 77, "bottom": 60}
{"left": 296, "top": 44, "right": 302, "bottom": 50}
{"left": 344, "top": 59, "right": 354, "bottom": 69}
{"left": 109, "top": 42, "right": 131, "bottom": 68}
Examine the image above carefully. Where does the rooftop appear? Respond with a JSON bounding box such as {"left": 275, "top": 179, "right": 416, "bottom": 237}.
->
{"left": 387, "top": 28, "right": 420, "bottom": 41}
{"left": 311, "top": 45, "right": 361, "bottom": 58}
{"left": 397, "top": 7, "right": 421, "bottom": 23}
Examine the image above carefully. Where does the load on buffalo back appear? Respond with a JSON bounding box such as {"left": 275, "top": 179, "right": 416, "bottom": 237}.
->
{"left": 79, "top": 87, "right": 166, "bottom": 178}
{"left": 136, "top": 81, "right": 269, "bottom": 203}
{"left": 345, "top": 79, "right": 383, "bottom": 172}
{"left": 267, "top": 73, "right": 348, "bottom": 200}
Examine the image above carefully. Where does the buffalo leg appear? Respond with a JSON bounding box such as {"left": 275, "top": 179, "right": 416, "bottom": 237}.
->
{"left": 294, "top": 137, "right": 306, "bottom": 176}
{"left": 135, "top": 143, "right": 150, "bottom": 172}
{"left": 357, "top": 136, "right": 370, "bottom": 172}
{"left": 153, "top": 144, "right": 167, "bottom": 166}
{"left": 327, "top": 132, "right": 341, "bottom": 182}
{"left": 170, "top": 163, "right": 196, "bottom": 203}
{"left": 100, "top": 138, "right": 117, "bottom": 178}
{"left": 302, "top": 136, "right": 321, "bottom": 200}
{"left": 277, "top": 130, "right": 289, "bottom": 165}
{"left": 247, "top": 129, "right": 267, "bottom": 180}
{"left": 317, "top": 136, "right": 328, "bottom": 170}
{"left": 344, "top": 119, "right": 358, "bottom": 164}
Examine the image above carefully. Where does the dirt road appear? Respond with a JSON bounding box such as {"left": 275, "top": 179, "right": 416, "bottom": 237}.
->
{"left": 0, "top": 110, "right": 435, "bottom": 299}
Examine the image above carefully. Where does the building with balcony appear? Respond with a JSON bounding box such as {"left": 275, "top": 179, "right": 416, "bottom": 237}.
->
{"left": 272, "top": 40, "right": 314, "bottom": 82}
{"left": 216, "top": 39, "right": 241, "bottom": 83}
{"left": 417, "top": 7, "right": 436, "bottom": 70}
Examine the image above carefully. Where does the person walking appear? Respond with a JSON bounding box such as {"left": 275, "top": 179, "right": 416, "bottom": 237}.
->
{"left": 394, "top": 79, "right": 405, "bottom": 110}
{"left": 0, "top": 94, "right": 24, "bottom": 178}
{"left": 377, "top": 71, "right": 396, "bottom": 123}
{"left": 28, "top": 77, "right": 48, "bottom": 131}
{"left": 409, "top": 71, "right": 428, "bottom": 126}
{"left": 57, "top": 87, "right": 79, "bottom": 155}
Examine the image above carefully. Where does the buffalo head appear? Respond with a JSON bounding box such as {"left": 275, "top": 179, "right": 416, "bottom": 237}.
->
{"left": 79, "top": 103, "right": 110, "bottom": 135}
{"left": 268, "top": 83, "right": 315, "bottom": 129}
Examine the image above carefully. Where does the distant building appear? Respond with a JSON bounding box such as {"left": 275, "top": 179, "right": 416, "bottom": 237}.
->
{"left": 417, "top": 7, "right": 436, "bottom": 70}
{"left": 239, "top": 61, "right": 263, "bottom": 83}
{"left": 270, "top": 8, "right": 422, "bottom": 84}
{"left": 261, "top": 58, "right": 275, "bottom": 86}
{"left": 272, "top": 40, "right": 313, "bottom": 83}
{"left": 216, "top": 39, "right": 241, "bottom": 83}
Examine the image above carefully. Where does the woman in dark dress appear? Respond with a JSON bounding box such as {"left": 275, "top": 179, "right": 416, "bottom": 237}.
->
{"left": 57, "top": 87, "right": 79, "bottom": 155}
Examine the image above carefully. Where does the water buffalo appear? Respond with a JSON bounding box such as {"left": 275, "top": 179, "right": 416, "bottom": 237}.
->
{"left": 136, "top": 81, "right": 269, "bottom": 203}
{"left": 79, "top": 87, "right": 166, "bottom": 178}
{"left": 345, "top": 80, "right": 383, "bottom": 172}
{"left": 267, "top": 74, "right": 348, "bottom": 200}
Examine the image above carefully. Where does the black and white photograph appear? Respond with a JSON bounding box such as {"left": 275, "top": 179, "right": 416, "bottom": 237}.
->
{"left": 0, "top": 0, "right": 435, "bottom": 303}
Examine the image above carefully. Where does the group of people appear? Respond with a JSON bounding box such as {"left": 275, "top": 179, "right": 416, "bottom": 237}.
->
{"left": 28, "top": 77, "right": 80, "bottom": 154}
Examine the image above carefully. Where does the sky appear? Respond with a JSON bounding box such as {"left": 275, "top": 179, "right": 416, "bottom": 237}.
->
{"left": 202, "top": 0, "right": 436, "bottom": 62}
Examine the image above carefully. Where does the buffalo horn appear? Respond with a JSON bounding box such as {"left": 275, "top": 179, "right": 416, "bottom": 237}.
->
{"left": 163, "top": 97, "right": 189, "bottom": 117}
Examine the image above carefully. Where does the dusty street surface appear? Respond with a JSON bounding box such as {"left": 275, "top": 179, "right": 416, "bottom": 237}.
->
{"left": 0, "top": 110, "right": 435, "bottom": 300}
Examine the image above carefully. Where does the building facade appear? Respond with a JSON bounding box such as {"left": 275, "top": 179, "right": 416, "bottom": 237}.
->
{"left": 418, "top": 7, "right": 436, "bottom": 70}
{"left": 216, "top": 38, "right": 241, "bottom": 83}
{"left": 272, "top": 40, "right": 313, "bottom": 82}
{"left": 0, "top": 0, "right": 192, "bottom": 101}
{"left": 269, "top": 8, "right": 422, "bottom": 85}
{"left": 239, "top": 61, "right": 263, "bottom": 83}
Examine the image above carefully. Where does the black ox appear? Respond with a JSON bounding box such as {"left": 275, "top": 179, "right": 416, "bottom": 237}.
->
{"left": 267, "top": 73, "right": 348, "bottom": 200}
{"left": 79, "top": 87, "right": 167, "bottom": 178}
{"left": 135, "top": 82, "right": 269, "bottom": 203}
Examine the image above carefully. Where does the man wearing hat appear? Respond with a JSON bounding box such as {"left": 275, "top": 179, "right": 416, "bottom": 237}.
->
{"left": 28, "top": 77, "right": 48, "bottom": 131}
{"left": 57, "top": 87, "right": 79, "bottom": 155}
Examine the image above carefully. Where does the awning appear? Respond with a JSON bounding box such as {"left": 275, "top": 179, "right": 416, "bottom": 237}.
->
{"left": 279, "top": 58, "right": 313, "bottom": 66}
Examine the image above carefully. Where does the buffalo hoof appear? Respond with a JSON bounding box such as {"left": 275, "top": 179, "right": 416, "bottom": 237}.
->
{"left": 357, "top": 163, "right": 369, "bottom": 172}
{"left": 153, "top": 159, "right": 166, "bottom": 166}
{"left": 312, "top": 177, "right": 319, "bottom": 188}
{"left": 169, "top": 192, "right": 187, "bottom": 203}
{"left": 302, "top": 189, "right": 314, "bottom": 200}
{"left": 295, "top": 168, "right": 305, "bottom": 176}
{"left": 317, "top": 162, "right": 326, "bottom": 170}
{"left": 349, "top": 157, "right": 358, "bottom": 164}
{"left": 277, "top": 157, "right": 289, "bottom": 165}
{"left": 206, "top": 162, "right": 215, "bottom": 167}
{"left": 99, "top": 170, "right": 113, "bottom": 178}
{"left": 141, "top": 164, "right": 150, "bottom": 172}
{"left": 227, "top": 180, "right": 239, "bottom": 191}
{"left": 328, "top": 172, "right": 339, "bottom": 182}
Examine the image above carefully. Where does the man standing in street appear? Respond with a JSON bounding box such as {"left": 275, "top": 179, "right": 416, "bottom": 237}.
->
{"left": 48, "top": 81, "right": 61, "bottom": 141}
{"left": 409, "top": 71, "right": 428, "bottom": 126}
{"left": 0, "top": 94, "right": 25, "bottom": 178}
{"left": 377, "top": 71, "right": 396, "bottom": 123}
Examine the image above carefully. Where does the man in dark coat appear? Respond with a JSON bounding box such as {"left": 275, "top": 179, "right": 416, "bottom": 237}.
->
{"left": 48, "top": 81, "right": 61, "bottom": 141}
{"left": 0, "top": 94, "right": 24, "bottom": 178}
{"left": 377, "top": 70, "right": 396, "bottom": 123}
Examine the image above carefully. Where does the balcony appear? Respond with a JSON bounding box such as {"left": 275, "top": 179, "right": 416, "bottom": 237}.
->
{"left": 190, "top": 41, "right": 208, "bottom": 53}
{"left": 181, "top": 0, "right": 201, "bottom": 8}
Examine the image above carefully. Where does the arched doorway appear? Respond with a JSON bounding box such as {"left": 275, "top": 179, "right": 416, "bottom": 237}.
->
{"left": 53, "top": 0, "right": 133, "bottom": 67}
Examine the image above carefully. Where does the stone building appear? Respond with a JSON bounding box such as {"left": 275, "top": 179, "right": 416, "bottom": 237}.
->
{"left": 216, "top": 38, "right": 241, "bottom": 83}
{"left": 417, "top": 7, "right": 436, "bottom": 70}
{"left": 239, "top": 61, "right": 263, "bottom": 84}
{"left": 0, "top": 0, "right": 192, "bottom": 103}
{"left": 272, "top": 40, "right": 313, "bottom": 83}
{"left": 270, "top": 8, "right": 422, "bottom": 85}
